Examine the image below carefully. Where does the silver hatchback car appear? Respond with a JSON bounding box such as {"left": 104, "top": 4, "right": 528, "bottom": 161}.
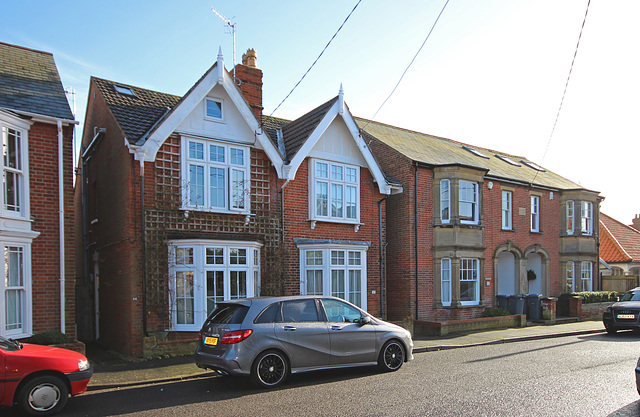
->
{"left": 195, "top": 295, "right": 414, "bottom": 388}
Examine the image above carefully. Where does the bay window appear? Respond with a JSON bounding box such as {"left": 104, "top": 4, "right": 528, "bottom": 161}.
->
{"left": 310, "top": 159, "right": 359, "bottom": 222}
{"left": 440, "top": 179, "right": 450, "bottom": 223}
{"left": 169, "top": 240, "right": 261, "bottom": 331}
{"left": 1, "top": 244, "right": 31, "bottom": 338}
{"left": 441, "top": 258, "right": 451, "bottom": 306}
{"left": 459, "top": 181, "right": 478, "bottom": 224}
{"left": 566, "top": 201, "right": 574, "bottom": 235}
{"left": 300, "top": 245, "right": 367, "bottom": 308}
{"left": 566, "top": 261, "right": 575, "bottom": 292}
{"left": 580, "top": 261, "right": 592, "bottom": 291}
{"left": 2, "top": 124, "right": 27, "bottom": 216}
{"left": 182, "top": 138, "right": 249, "bottom": 213}
{"left": 460, "top": 258, "right": 480, "bottom": 305}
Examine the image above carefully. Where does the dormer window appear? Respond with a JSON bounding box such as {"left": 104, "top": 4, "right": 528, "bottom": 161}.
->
{"left": 205, "top": 98, "right": 223, "bottom": 120}
{"left": 114, "top": 85, "right": 135, "bottom": 97}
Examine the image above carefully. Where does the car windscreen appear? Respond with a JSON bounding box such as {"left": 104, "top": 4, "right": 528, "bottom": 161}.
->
{"left": 620, "top": 291, "right": 640, "bottom": 302}
{"left": 205, "top": 304, "right": 249, "bottom": 325}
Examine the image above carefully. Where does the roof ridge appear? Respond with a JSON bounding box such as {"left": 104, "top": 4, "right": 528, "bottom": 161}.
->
{"left": 0, "top": 41, "right": 53, "bottom": 57}
{"left": 601, "top": 212, "right": 640, "bottom": 235}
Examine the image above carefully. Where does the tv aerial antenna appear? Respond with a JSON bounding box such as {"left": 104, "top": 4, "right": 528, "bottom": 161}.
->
{"left": 211, "top": 7, "right": 236, "bottom": 70}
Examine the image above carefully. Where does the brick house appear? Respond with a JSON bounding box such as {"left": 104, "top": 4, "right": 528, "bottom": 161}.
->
{"left": 0, "top": 42, "right": 77, "bottom": 340}
{"left": 76, "top": 49, "right": 397, "bottom": 357}
{"left": 600, "top": 213, "right": 640, "bottom": 277}
{"left": 362, "top": 120, "right": 602, "bottom": 323}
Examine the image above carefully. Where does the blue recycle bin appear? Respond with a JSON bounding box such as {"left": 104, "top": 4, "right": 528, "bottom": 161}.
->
{"left": 508, "top": 294, "right": 525, "bottom": 315}
{"left": 526, "top": 294, "right": 543, "bottom": 320}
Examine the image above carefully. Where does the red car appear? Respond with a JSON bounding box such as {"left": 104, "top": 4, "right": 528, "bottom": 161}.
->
{"left": 0, "top": 335, "right": 93, "bottom": 416}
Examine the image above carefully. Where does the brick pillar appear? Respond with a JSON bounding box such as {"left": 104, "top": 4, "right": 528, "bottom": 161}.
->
{"left": 232, "top": 49, "right": 263, "bottom": 121}
{"left": 541, "top": 297, "right": 557, "bottom": 323}
{"left": 568, "top": 296, "right": 583, "bottom": 318}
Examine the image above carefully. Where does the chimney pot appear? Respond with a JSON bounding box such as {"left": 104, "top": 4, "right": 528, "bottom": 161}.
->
{"left": 242, "top": 48, "right": 258, "bottom": 68}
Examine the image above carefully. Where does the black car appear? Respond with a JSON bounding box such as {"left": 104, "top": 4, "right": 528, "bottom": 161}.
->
{"left": 603, "top": 287, "right": 640, "bottom": 334}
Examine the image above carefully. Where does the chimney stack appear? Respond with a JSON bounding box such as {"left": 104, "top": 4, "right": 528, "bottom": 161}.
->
{"left": 233, "top": 48, "right": 263, "bottom": 120}
{"left": 632, "top": 214, "right": 640, "bottom": 231}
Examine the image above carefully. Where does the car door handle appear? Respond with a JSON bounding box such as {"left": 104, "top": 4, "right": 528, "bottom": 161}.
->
{"left": 283, "top": 326, "right": 296, "bottom": 331}
{"left": 331, "top": 325, "right": 343, "bottom": 331}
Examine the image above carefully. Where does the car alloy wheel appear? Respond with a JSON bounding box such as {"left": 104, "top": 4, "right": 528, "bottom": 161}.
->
{"left": 17, "top": 375, "right": 69, "bottom": 416}
{"left": 379, "top": 340, "right": 405, "bottom": 372}
{"left": 251, "top": 350, "right": 288, "bottom": 388}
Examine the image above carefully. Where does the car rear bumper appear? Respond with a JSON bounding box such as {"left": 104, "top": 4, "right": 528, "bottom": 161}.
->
{"left": 194, "top": 346, "right": 247, "bottom": 376}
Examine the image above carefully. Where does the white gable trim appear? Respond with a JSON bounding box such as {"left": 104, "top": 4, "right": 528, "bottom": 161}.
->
{"left": 140, "top": 62, "right": 285, "bottom": 178}
{"left": 287, "top": 98, "right": 392, "bottom": 195}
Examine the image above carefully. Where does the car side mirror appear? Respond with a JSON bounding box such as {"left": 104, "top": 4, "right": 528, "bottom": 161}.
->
{"left": 357, "top": 316, "right": 371, "bottom": 326}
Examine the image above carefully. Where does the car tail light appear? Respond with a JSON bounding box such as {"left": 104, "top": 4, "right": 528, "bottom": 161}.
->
{"left": 220, "top": 329, "right": 253, "bottom": 344}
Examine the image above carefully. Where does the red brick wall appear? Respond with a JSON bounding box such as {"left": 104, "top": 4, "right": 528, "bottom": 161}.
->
{"left": 232, "top": 64, "right": 263, "bottom": 120}
{"left": 28, "top": 121, "right": 76, "bottom": 339}
{"left": 281, "top": 158, "right": 385, "bottom": 316}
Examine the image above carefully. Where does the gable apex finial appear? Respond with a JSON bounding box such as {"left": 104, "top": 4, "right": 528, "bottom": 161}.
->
{"left": 217, "top": 47, "right": 224, "bottom": 84}
{"left": 338, "top": 83, "right": 344, "bottom": 115}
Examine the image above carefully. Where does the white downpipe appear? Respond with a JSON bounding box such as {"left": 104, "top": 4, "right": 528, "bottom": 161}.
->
{"left": 57, "top": 120, "right": 66, "bottom": 334}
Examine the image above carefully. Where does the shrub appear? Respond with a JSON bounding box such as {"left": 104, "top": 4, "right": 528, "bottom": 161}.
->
{"left": 482, "top": 307, "right": 511, "bottom": 317}
{"left": 26, "top": 331, "right": 71, "bottom": 345}
{"left": 559, "top": 291, "right": 619, "bottom": 305}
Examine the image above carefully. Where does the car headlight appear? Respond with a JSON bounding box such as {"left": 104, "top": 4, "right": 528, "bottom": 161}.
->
{"left": 78, "top": 359, "right": 90, "bottom": 371}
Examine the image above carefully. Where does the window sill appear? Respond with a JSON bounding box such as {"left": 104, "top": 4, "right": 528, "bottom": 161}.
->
{"left": 308, "top": 218, "right": 363, "bottom": 232}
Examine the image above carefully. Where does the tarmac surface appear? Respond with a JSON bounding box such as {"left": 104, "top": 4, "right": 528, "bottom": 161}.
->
{"left": 86, "top": 320, "right": 606, "bottom": 391}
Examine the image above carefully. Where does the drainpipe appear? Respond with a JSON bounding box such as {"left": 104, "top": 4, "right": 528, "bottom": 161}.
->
{"left": 136, "top": 151, "right": 149, "bottom": 337}
{"left": 57, "top": 120, "right": 66, "bottom": 334}
{"left": 414, "top": 164, "right": 419, "bottom": 320}
{"left": 378, "top": 195, "right": 388, "bottom": 319}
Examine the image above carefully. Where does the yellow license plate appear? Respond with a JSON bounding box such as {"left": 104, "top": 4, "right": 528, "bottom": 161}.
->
{"left": 617, "top": 314, "right": 635, "bottom": 319}
{"left": 204, "top": 336, "right": 218, "bottom": 346}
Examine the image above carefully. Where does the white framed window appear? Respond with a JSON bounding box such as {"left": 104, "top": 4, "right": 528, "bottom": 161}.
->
{"left": 168, "top": 240, "right": 261, "bottom": 331}
{"left": 460, "top": 258, "right": 480, "bottom": 306}
{"left": 459, "top": 180, "right": 478, "bottom": 224}
{"left": 441, "top": 258, "right": 451, "bottom": 306}
{"left": 566, "top": 201, "right": 574, "bottom": 235}
{"left": 2, "top": 123, "right": 29, "bottom": 217}
{"left": 1, "top": 243, "right": 32, "bottom": 338}
{"left": 581, "top": 201, "right": 593, "bottom": 236}
{"left": 310, "top": 159, "right": 360, "bottom": 223}
{"left": 440, "top": 179, "right": 450, "bottom": 223}
{"left": 530, "top": 195, "right": 540, "bottom": 232}
{"left": 205, "top": 98, "right": 223, "bottom": 120}
{"left": 181, "top": 137, "right": 249, "bottom": 213}
{"left": 566, "top": 261, "right": 575, "bottom": 293}
{"left": 299, "top": 245, "right": 367, "bottom": 308}
{"left": 580, "top": 261, "right": 592, "bottom": 291}
{"left": 502, "top": 191, "right": 512, "bottom": 230}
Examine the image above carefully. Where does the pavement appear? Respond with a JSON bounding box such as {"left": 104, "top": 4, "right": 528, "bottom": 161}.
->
{"left": 85, "top": 320, "right": 606, "bottom": 391}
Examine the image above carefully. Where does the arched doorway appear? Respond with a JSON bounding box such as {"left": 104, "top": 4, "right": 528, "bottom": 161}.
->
{"left": 524, "top": 245, "right": 550, "bottom": 296}
{"left": 494, "top": 242, "right": 523, "bottom": 296}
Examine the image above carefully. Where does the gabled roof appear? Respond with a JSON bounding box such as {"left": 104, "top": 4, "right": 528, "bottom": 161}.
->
{"left": 600, "top": 213, "right": 640, "bottom": 263}
{"left": 91, "top": 77, "right": 181, "bottom": 143}
{"left": 355, "top": 118, "right": 591, "bottom": 191}
{"left": 0, "top": 42, "right": 74, "bottom": 121}
{"left": 281, "top": 97, "right": 338, "bottom": 162}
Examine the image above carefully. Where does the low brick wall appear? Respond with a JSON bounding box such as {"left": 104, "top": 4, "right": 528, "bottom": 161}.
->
{"left": 52, "top": 341, "right": 86, "bottom": 355}
{"left": 143, "top": 336, "right": 198, "bottom": 359}
{"left": 579, "top": 302, "right": 613, "bottom": 320}
{"left": 414, "top": 315, "right": 527, "bottom": 337}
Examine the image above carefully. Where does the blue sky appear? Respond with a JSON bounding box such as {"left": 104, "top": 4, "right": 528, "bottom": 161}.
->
{"left": 2, "top": 0, "right": 638, "bottom": 224}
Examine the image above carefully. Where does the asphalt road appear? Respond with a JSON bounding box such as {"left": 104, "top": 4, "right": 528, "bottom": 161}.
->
{"left": 8, "top": 331, "right": 640, "bottom": 416}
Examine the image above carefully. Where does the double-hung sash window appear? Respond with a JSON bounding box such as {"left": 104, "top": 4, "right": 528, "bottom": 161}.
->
{"left": 441, "top": 258, "right": 451, "bottom": 306}
{"left": 580, "top": 261, "right": 592, "bottom": 291}
{"left": 169, "top": 241, "right": 261, "bottom": 331}
{"left": 311, "top": 160, "right": 359, "bottom": 222}
{"left": 300, "top": 246, "right": 367, "bottom": 308}
{"left": 1, "top": 245, "right": 31, "bottom": 337}
{"left": 581, "top": 201, "right": 593, "bottom": 235}
{"left": 502, "top": 191, "right": 512, "bottom": 230}
{"left": 566, "top": 261, "right": 575, "bottom": 292}
{"left": 460, "top": 258, "right": 480, "bottom": 305}
{"left": 440, "top": 179, "right": 450, "bottom": 223}
{"left": 530, "top": 196, "right": 540, "bottom": 232}
{"left": 2, "top": 125, "right": 25, "bottom": 215}
{"left": 566, "top": 201, "right": 575, "bottom": 235}
{"left": 459, "top": 181, "right": 478, "bottom": 224}
{"left": 183, "top": 138, "right": 249, "bottom": 213}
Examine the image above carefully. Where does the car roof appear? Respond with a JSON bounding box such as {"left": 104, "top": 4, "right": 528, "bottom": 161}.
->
{"left": 220, "top": 295, "right": 346, "bottom": 309}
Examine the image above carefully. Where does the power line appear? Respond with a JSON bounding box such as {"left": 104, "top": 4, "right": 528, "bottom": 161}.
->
{"left": 533, "top": 0, "right": 591, "bottom": 184}
{"left": 360, "top": 0, "right": 451, "bottom": 132}
{"left": 269, "top": 0, "right": 363, "bottom": 118}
